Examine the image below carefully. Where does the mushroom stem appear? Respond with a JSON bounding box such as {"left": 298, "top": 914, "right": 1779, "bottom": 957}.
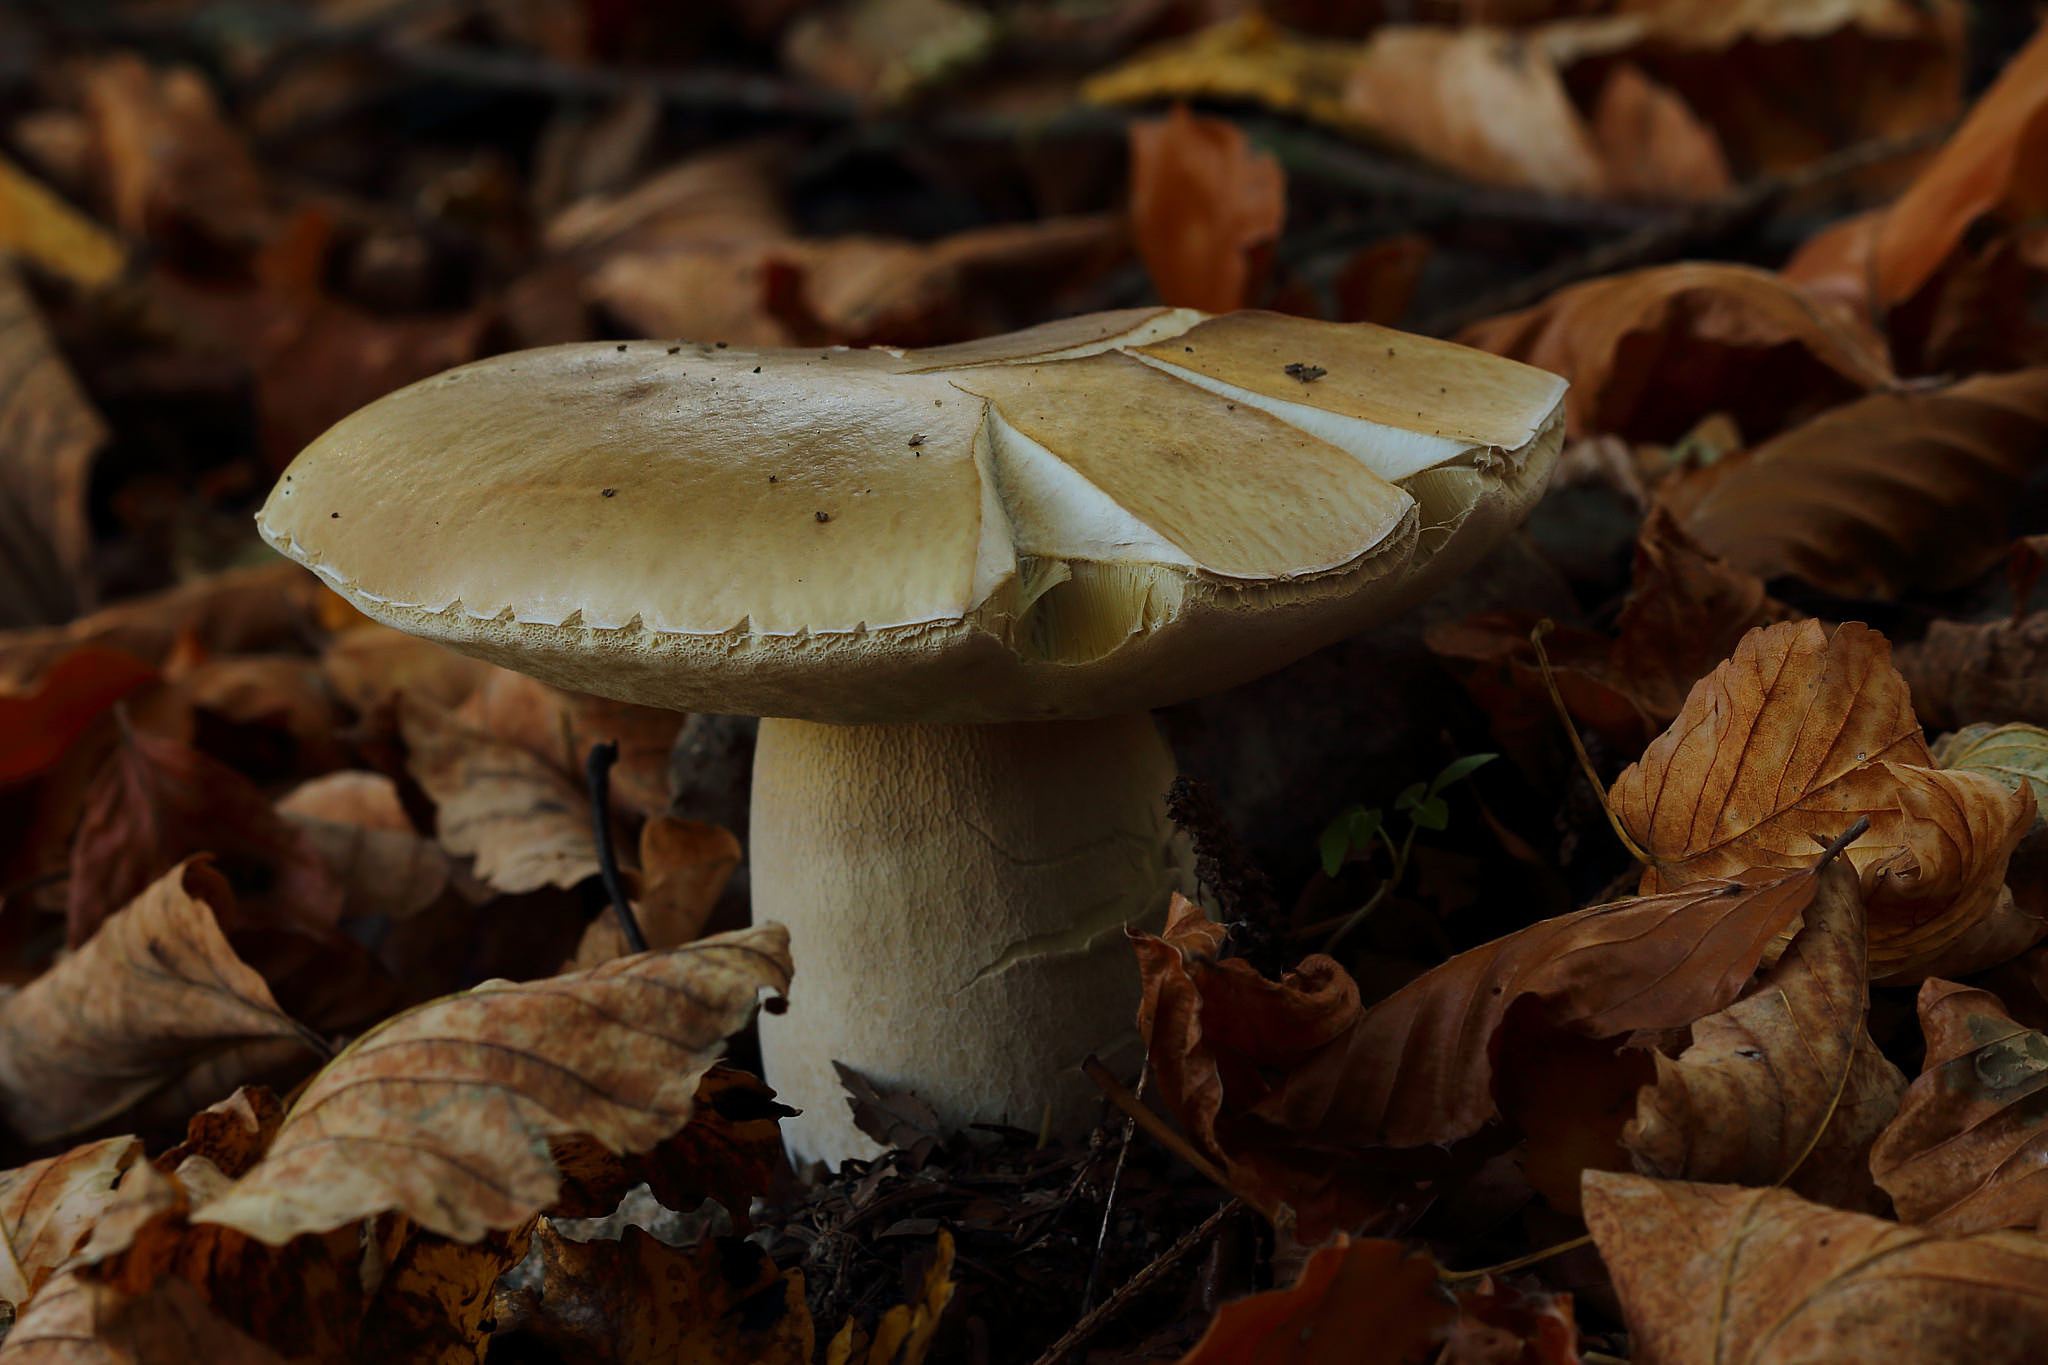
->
{"left": 751, "top": 712, "right": 1191, "bottom": 1166}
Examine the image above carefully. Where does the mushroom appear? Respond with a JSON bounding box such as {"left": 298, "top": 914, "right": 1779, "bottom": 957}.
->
{"left": 258, "top": 307, "right": 1567, "bottom": 1165}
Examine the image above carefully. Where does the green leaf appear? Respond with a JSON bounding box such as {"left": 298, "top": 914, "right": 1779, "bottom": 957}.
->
{"left": 1410, "top": 795, "right": 1451, "bottom": 831}
{"left": 1394, "top": 782, "right": 1427, "bottom": 813}
{"left": 1428, "top": 753, "right": 1498, "bottom": 798}
{"left": 1317, "top": 805, "right": 1383, "bottom": 876}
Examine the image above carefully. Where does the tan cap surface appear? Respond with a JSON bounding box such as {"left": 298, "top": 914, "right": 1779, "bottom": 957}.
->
{"left": 259, "top": 308, "right": 1565, "bottom": 722}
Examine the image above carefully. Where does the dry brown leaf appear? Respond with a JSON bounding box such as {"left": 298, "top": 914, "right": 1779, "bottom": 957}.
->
{"left": 0, "top": 265, "right": 108, "bottom": 629}
{"left": 1127, "top": 106, "right": 1285, "bottom": 313}
{"left": 1611, "top": 619, "right": 2035, "bottom": 979}
{"left": 66, "top": 728, "right": 345, "bottom": 947}
{"left": 1623, "top": 858, "right": 1904, "bottom": 1211}
{"left": 317, "top": 624, "right": 495, "bottom": 716}
{"left": 1666, "top": 369, "right": 2048, "bottom": 598}
{"left": 781, "top": 0, "right": 993, "bottom": 104}
{"left": 400, "top": 697, "right": 601, "bottom": 895}
{"left": 508, "top": 1224, "right": 812, "bottom": 1365}
{"left": 1458, "top": 263, "right": 1895, "bottom": 441}
{"left": 193, "top": 924, "right": 791, "bottom": 1243}
{"left": 0, "top": 154, "right": 124, "bottom": 288}
{"left": 1584, "top": 1171, "right": 2048, "bottom": 1363}
{"left": 153, "top": 1089, "right": 282, "bottom": 1184}
{"left": 0, "top": 1270, "right": 286, "bottom": 1365}
{"left": 278, "top": 772, "right": 451, "bottom": 924}
{"left": 1899, "top": 612, "right": 2048, "bottom": 731}
{"left": 1171, "top": 1235, "right": 1453, "bottom": 1365}
{"left": 1587, "top": 62, "right": 1733, "bottom": 202}
{"left": 1134, "top": 866, "right": 1820, "bottom": 1233}
{"left": 0, "top": 1137, "right": 142, "bottom": 1306}
{"left": 1870, "top": 979, "right": 2048, "bottom": 1232}
{"left": 170, "top": 656, "right": 343, "bottom": 776}
{"left": 0, "top": 860, "right": 319, "bottom": 1147}
{"left": 356, "top": 1218, "right": 535, "bottom": 1365}
{"left": 568, "top": 818, "right": 741, "bottom": 968}
{"left": 454, "top": 670, "right": 682, "bottom": 821}
{"left": 80, "top": 55, "right": 274, "bottom": 256}
{"left": 0, "top": 646, "right": 156, "bottom": 784}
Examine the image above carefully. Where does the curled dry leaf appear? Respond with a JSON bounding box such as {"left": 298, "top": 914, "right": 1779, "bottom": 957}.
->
{"left": 278, "top": 772, "right": 451, "bottom": 923}
{"left": 153, "top": 1088, "right": 283, "bottom": 1183}
{"left": 66, "top": 728, "right": 345, "bottom": 947}
{"left": 400, "top": 697, "right": 601, "bottom": 895}
{"left": 1666, "top": 369, "right": 2048, "bottom": 598}
{"left": 1134, "top": 867, "right": 1819, "bottom": 1232}
{"left": 193, "top": 924, "right": 791, "bottom": 1243}
{"left": 454, "top": 669, "right": 682, "bottom": 822}
{"left": 1587, "top": 62, "right": 1733, "bottom": 203}
{"left": 0, "top": 860, "right": 319, "bottom": 1146}
{"left": 0, "top": 1270, "right": 285, "bottom": 1365}
{"left": 0, "top": 1136, "right": 142, "bottom": 1306}
{"left": 1870, "top": 979, "right": 2048, "bottom": 1233}
{"left": 1611, "top": 619, "right": 2036, "bottom": 979}
{"left": 1898, "top": 612, "right": 2048, "bottom": 731}
{"left": 1935, "top": 723, "right": 2048, "bottom": 814}
{"left": 1458, "top": 263, "right": 1894, "bottom": 441}
{"left": 1623, "top": 858, "right": 1905, "bottom": 1211}
{"left": 1584, "top": 1171, "right": 2048, "bottom": 1364}
{"left": 1171, "top": 1236, "right": 1452, "bottom": 1365}
{"left": 567, "top": 818, "right": 742, "bottom": 968}
{"left": 1127, "top": 106, "right": 1285, "bottom": 313}
{"left": 507, "top": 1224, "right": 812, "bottom": 1365}
{"left": 0, "top": 266, "right": 108, "bottom": 631}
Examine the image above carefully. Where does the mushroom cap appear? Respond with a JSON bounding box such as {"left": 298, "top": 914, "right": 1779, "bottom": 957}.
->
{"left": 260, "top": 307, "right": 1566, "bottom": 723}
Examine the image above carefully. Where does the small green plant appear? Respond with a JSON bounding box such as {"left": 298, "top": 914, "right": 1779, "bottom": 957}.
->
{"left": 1312, "top": 752, "right": 1496, "bottom": 950}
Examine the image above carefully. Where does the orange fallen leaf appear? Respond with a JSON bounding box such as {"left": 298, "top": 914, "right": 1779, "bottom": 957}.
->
{"left": 1870, "top": 978, "right": 2048, "bottom": 1232}
{"left": 1172, "top": 1236, "right": 1452, "bottom": 1365}
{"left": 193, "top": 923, "right": 791, "bottom": 1243}
{"left": 1128, "top": 105, "right": 1285, "bottom": 313}
{"left": 0, "top": 646, "right": 156, "bottom": 785}
{"left": 1134, "top": 866, "right": 1820, "bottom": 1233}
{"left": 1666, "top": 368, "right": 2048, "bottom": 598}
{"left": 1458, "top": 263, "right": 1895, "bottom": 441}
{"left": 1612, "top": 620, "right": 2035, "bottom": 979}
{"left": 0, "top": 861, "right": 321, "bottom": 1147}
{"left": 1584, "top": 1171, "right": 2048, "bottom": 1363}
{"left": 1623, "top": 858, "right": 1904, "bottom": 1211}
{"left": 0, "top": 1136, "right": 142, "bottom": 1306}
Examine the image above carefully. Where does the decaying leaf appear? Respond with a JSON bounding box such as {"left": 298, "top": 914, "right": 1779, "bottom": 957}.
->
{"left": 1870, "top": 979, "right": 2048, "bottom": 1233}
{"left": 0, "top": 265, "right": 108, "bottom": 629}
{"left": 0, "top": 1136, "right": 142, "bottom": 1306}
{"left": 0, "top": 862, "right": 318, "bottom": 1146}
{"left": 1459, "top": 263, "right": 1894, "bottom": 441}
{"left": 356, "top": 1218, "right": 536, "bottom": 1365}
{"left": 1134, "top": 866, "right": 1821, "bottom": 1231}
{"left": 506, "top": 1224, "right": 812, "bottom": 1365}
{"left": 1584, "top": 1171, "right": 2048, "bottom": 1363}
{"left": 1623, "top": 858, "right": 1904, "bottom": 1211}
{"left": 1172, "top": 1235, "right": 1452, "bottom": 1365}
{"left": 1612, "top": 620, "right": 2036, "bottom": 979}
{"left": 1128, "top": 106, "right": 1285, "bottom": 313}
{"left": 0, "top": 1269, "right": 286, "bottom": 1364}
{"left": 400, "top": 697, "right": 601, "bottom": 895}
{"left": 1935, "top": 723, "right": 2048, "bottom": 815}
{"left": 278, "top": 772, "right": 451, "bottom": 923}
{"left": 193, "top": 924, "right": 791, "bottom": 1243}
{"left": 453, "top": 670, "right": 682, "bottom": 822}
{"left": 66, "top": 728, "right": 346, "bottom": 947}
{"left": 1666, "top": 369, "right": 2048, "bottom": 598}
{"left": 317, "top": 624, "right": 495, "bottom": 716}
{"left": 153, "top": 1088, "right": 283, "bottom": 1183}
{"left": 1899, "top": 612, "right": 2048, "bottom": 731}
{"left": 568, "top": 818, "right": 741, "bottom": 968}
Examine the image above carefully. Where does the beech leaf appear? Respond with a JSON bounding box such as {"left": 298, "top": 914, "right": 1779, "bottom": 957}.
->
{"left": 1128, "top": 106, "right": 1284, "bottom": 313}
{"left": 1623, "top": 858, "right": 1905, "bottom": 1211}
{"left": 1934, "top": 723, "right": 2048, "bottom": 814}
{"left": 1870, "top": 979, "right": 2048, "bottom": 1233}
{"left": 192, "top": 924, "right": 791, "bottom": 1243}
{"left": 1584, "top": 1172, "right": 2048, "bottom": 1363}
{"left": 0, "top": 861, "right": 320, "bottom": 1146}
{"left": 0, "top": 1136, "right": 142, "bottom": 1307}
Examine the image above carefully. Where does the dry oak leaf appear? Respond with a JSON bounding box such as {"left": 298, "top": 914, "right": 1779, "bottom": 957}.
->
{"left": 0, "top": 1270, "right": 285, "bottom": 1365}
{"left": 66, "top": 727, "right": 345, "bottom": 947}
{"left": 1583, "top": 1171, "right": 2048, "bottom": 1364}
{"left": 192, "top": 923, "right": 791, "bottom": 1244}
{"left": 0, "top": 265, "right": 109, "bottom": 630}
{"left": 0, "top": 1136, "right": 142, "bottom": 1306}
{"left": 1666, "top": 368, "right": 2048, "bottom": 599}
{"left": 1458, "top": 262, "right": 1894, "bottom": 442}
{"left": 1128, "top": 106, "right": 1285, "bottom": 314}
{"left": 508, "top": 1224, "right": 812, "bottom": 1365}
{"left": 1623, "top": 858, "right": 1905, "bottom": 1212}
{"left": 1869, "top": 978, "right": 2048, "bottom": 1233}
{"left": 1134, "top": 868, "right": 1819, "bottom": 1231}
{"left": 0, "top": 861, "right": 320, "bottom": 1147}
{"left": 1611, "top": 619, "right": 2035, "bottom": 980}
{"left": 399, "top": 696, "right": 601, "bottom": 895}
{"left": 1171, "top": 1236, "right": 1453, "bottom": 1365}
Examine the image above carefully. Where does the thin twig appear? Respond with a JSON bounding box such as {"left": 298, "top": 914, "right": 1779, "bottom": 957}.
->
{"left": 1031, "top": 1198, "right": 1242, "bottom": 1365}
{"left": 1081, "top": 1056, "right": 1232, "bottom": 1193}
{"left": 585, "top": 740, "right": 648, "bottom": 954}
{"left": 1080, "top": 1061, "right": 1148, "bottom": 1313}
{"left": 1528, "top": 619, "right": 1654, "bottom": 866}
{"left": 1421, "top": 121, "right": 1952, "bottom": 335}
